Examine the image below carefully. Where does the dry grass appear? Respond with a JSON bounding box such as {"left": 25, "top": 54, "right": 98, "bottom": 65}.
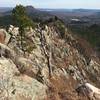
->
{"left": 45, "top": 75, "right": 90, "bottom": 100}
{"left": 46, "top": 75, "right": 79, "bottom": 100}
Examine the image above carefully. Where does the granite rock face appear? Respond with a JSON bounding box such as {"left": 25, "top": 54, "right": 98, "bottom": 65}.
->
{"left": 0, "top": 58, "right": 47, "bottom": 100}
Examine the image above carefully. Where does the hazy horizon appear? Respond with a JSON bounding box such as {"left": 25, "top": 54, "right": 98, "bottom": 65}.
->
{"left": 0, "top": 0, "right": 100, "bottom": 9}
{"left": 0, "top": 7, "right": 100, "bottom": 10}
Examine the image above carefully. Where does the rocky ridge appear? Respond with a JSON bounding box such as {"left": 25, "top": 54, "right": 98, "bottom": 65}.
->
{"left": 0, "top": 21, "right": 100, "bottom": 100}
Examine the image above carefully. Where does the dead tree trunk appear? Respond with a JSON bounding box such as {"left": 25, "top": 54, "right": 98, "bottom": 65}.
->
{"left": 38, "top": 25, "right": 52, "bottom": 77}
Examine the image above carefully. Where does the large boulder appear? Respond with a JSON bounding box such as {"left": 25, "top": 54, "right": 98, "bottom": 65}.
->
{"left": 76, "top": 83, "right": 100, "bottom": 100}
{"left": 0, "top": 29, "right": 11, "bottom": 45}
{"left": 16, "top": 57, "right": 39, "bottom": 77}
{"left": 0, "top": 58, "right": 47, "bottom": 100}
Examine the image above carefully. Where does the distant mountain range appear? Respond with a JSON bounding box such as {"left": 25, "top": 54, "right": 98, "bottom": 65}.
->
{"left": 0, "top": 6, "right": 54, "bottom": 26}
{"left": 0, "top": 7, "right": 12, "bottom": 13}
{"left": 39, "top": 8, "right": 100, "bottom": 12}
{"left": 0, "top": 6, "right": 52, "bottom": 16}
{"left": 0, "top": 6, "right": 100, "bottom": 26}
{"left": 0, "top": 6, "right": 100, "bottom": 16}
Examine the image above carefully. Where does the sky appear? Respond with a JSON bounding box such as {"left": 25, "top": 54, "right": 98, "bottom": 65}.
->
{"left": 0, "top": 0, "right": 100, "bottom": 9}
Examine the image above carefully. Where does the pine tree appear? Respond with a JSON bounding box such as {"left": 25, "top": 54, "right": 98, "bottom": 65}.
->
{"left": 12, "top": 5, "right": 33, "bottom": 53}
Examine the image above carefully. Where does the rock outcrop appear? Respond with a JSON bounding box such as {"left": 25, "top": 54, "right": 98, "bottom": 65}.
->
{"left": 0, "top": 21, "right": 100, "bottom": 100}
{"left": 76, "top": 83, "right": 100, "bottom": 100}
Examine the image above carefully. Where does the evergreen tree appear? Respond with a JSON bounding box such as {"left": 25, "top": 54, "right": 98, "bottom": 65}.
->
{"left": 12, "top": 5, "right": 33, "bottom": 53}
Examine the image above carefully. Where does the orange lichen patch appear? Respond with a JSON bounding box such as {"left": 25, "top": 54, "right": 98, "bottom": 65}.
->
{"left": 0, "top": 31, "right": 5, "bottom": 43}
